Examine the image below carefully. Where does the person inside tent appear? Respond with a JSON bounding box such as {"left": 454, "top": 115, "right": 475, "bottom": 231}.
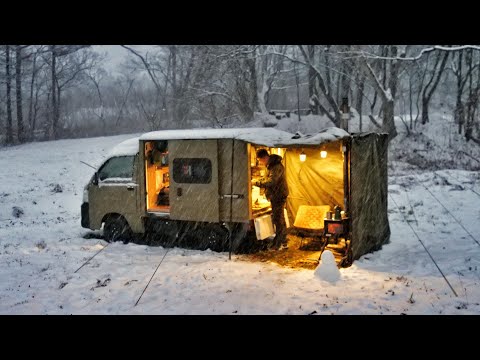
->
{"left": 254, "top": 148, "right": 289, "bottom": 250}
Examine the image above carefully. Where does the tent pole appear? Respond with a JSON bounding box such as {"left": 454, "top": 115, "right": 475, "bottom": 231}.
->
{"left": 228, "top": 139, "right": 235, "bottom": 260}
{"left": 343, "top": 139, "right": 350, "bottom": 215}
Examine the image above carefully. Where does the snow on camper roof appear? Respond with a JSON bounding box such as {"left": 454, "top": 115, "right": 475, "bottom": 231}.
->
{"left": 108, "top": 137, "right": 140, "bottom": 157}
{"left": 284, "top": 127, "right": 350, "bottom": 146}
{"left": 140, "top": 127, "right": 350, "bottom": 147}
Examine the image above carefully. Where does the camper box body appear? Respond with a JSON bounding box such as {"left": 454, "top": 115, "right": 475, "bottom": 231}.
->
{"left": 81, "top": 128, "right": 390, "bottom": 261}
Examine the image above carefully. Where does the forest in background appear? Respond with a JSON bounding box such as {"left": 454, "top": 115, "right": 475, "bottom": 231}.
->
{"left": 1, "top": 45, "right": 479, "bottom": 149}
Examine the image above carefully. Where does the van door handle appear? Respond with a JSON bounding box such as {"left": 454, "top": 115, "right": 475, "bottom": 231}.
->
{"left": 177, "top": 188, "right": 183, "bottom": 196}
{"left": 221, "top": 194, "right": 244, "bottom": 199}
{"left": 127, "top": 186, "right": 135, "bottom": 191}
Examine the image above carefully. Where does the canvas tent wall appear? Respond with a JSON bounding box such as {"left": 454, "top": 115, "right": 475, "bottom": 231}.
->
{"left": 349, "top": 132, "right": 390, "bottom": 260}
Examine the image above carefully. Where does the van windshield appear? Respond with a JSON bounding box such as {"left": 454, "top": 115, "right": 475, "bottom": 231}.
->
{"left": 98, "top": 156, "right": 135, "bottom": 181}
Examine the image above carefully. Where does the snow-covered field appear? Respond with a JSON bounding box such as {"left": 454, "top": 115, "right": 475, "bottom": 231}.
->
{"left": 1, "top": 121, "right": 480, "bottom": 314}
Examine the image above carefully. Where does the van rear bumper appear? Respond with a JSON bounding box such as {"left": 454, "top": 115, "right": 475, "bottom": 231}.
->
{"left": 81, "top": 202, "right": 90, "bottom": 228}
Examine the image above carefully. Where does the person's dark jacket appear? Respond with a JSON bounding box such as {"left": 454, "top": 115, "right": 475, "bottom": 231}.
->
{"left": 257, "top": 154, "right": 289, "bottom": 203}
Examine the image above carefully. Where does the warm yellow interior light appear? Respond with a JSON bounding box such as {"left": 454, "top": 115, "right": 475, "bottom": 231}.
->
{"left": 294, "top": 205, "right": 331, "bottom": 230}
{"left": 320, "top": 150, "right": 327, "bottom": 158}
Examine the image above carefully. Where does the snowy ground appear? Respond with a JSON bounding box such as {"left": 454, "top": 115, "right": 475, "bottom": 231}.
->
{"left": 1, "top": 120, "right": 480, "bottom": 314}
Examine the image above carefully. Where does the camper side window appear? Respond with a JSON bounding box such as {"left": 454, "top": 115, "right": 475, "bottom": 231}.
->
{"left": 98, "top": 156, "right": 135, "bottom": 182}
{"left": 173, "top": 158, "right": 212, "bottom": 184}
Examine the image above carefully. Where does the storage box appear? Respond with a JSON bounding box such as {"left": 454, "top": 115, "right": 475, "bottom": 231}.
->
{"left": 254, "top": 214, "right": 275, "bottom": 240}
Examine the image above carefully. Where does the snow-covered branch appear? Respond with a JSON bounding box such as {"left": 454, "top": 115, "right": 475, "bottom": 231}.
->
{"left": 338, "top": 45, "right": 480, "bottom": 62}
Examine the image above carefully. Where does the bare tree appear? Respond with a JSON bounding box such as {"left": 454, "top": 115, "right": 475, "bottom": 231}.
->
{"left": 354, "top": 68, "right": 365, "bottom": 131}
{"left": 297, "top": 45, "right": 341, "bottom": 126}
{"left": 112, "top": 74, "right": 136, "bottom": 128}
{"left": 15, "top": 45, "right": 31, "bottom": 143}
{"left": 359, "top": 45, "right": 407, "bottom": 140}
{"left": 464, "top": 50, "right": 480, "bottom": 143}
{"left": 26, "top": 46, "right": 47, "bottom": 140}
{"left": 5, "top": 45, "right": 14, "bottom": 145}
{"left": 46, "top": 45, "right": 91, "bottom": 139}
{"left": 421, "top": 49, "right": 449, "bottom": 124}
{"left": 85, "top": 67, "right": 108, "bottom": 134}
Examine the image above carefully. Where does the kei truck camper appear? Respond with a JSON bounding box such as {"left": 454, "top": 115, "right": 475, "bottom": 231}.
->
{"left": 81, "top": 127, "right": 390, "bottom": 265}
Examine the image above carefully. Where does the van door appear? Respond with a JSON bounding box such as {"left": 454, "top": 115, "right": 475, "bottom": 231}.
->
{"left": 169, "top": 140, "right": 219, "bottom": 222}
{"left": 89, "top": 155, "right": 139, "bottom": 231}
{"left": 217, "top": 139, "right": 250, "bottom": 222}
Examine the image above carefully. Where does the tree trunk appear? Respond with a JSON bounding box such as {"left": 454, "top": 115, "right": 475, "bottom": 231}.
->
{"left": 421, "top": 98, "right": 430, "bottom": 125}
{"left": 325, "top": 46, "right": 331, "bottom": 97}
{"left": 247, "top": 56, "right": 258, "bottom": 115}
{"left": 307, "top": 46, "right": 318, "bottom": 115}
{"left": 465, "top": 49, "right": 476, "bottom": 142}
{"left": 383, "top": 99, "right": 397, "bottom": 139}
{"left": 298, "top": 46, "right": 341, "bottom": 125}
{"left": 170, "top": 46, "right": 178, "bottom": 123}
{"left": 340, "top": 45, "right": 352, "bottom": 102}
{"left": 382, "top": 46, "right": 400, "bottom": 140}
{"left": 360, "top": 46, "right": 398, "bottom": 141}
{"left": 51, "top": 46, "right": 58, "bottom": 139}
{"left": 294, "top": 61, "right": 301, "bottom": 122}
{"left": 15, "top": 46, "right": 25, "bottom": 143}
{"left": 455, "top": 95, "right": 465, "bottom": 135}
{"left": 32, "top": 83, "right": 40, "bottom": 136}
{"left": 28, "top": 51, "right": 37, "bottom": 141}
{"left": 355, "top": 73, "right": 364, "bottom": 132}
{"left": 454, "top": 50, "right": 464, "bottom": 133}
{"left": 421, "top": 50, "right": 449, "bottom": 125}
{"left": 408, "top": 72, "right": 413, "bottom": 130}
{"left": 56, "top": 86, "right": 62, "bottom": 138}
{"left": 255, "top": 47, "right": 268, "bottom": 114}
{"left": 336, "top": 70, "right": 342, "bottom": 106}
{"left": 6, "top": 45, "right": 14, "bottom": 145}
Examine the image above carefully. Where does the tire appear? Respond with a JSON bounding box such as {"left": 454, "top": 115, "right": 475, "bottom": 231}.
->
{"left": 104, "top": 215, "right": 132, "bottom": 244}
{"left": 206, "top": 225, "right": 230, "bottom": 252}
{"left": 185, "top": 223, "right": 229, "bottom": 252}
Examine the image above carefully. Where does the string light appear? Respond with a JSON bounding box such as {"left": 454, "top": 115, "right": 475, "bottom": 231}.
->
{"left": 320, "top": 145, "right": 327, "bottom": 158}
{"left": 299, "top": 150, "right": 306, "bottom": 162}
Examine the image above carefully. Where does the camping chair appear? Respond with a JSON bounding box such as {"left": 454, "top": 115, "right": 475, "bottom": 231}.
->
{"left": 293, "top": 205, "right": 330, "bottom": 249}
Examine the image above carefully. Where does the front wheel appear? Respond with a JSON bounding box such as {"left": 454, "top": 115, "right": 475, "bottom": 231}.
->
{"left": 104, "top": 215, "right": 132, "bottom": 244}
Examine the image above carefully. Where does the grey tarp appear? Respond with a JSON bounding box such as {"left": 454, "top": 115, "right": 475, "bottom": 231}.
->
{"left": 350, "top": 133, "right": 390, "bottom": 260}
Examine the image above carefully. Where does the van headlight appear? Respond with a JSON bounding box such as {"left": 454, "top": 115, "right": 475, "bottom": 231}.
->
{"left": 83, "top": 187, "right": 89, "bottom": 203}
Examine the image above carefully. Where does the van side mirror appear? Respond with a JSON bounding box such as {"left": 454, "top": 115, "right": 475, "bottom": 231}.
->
{"left": 92, "top": 172, "right": 99, "bottom": 185}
